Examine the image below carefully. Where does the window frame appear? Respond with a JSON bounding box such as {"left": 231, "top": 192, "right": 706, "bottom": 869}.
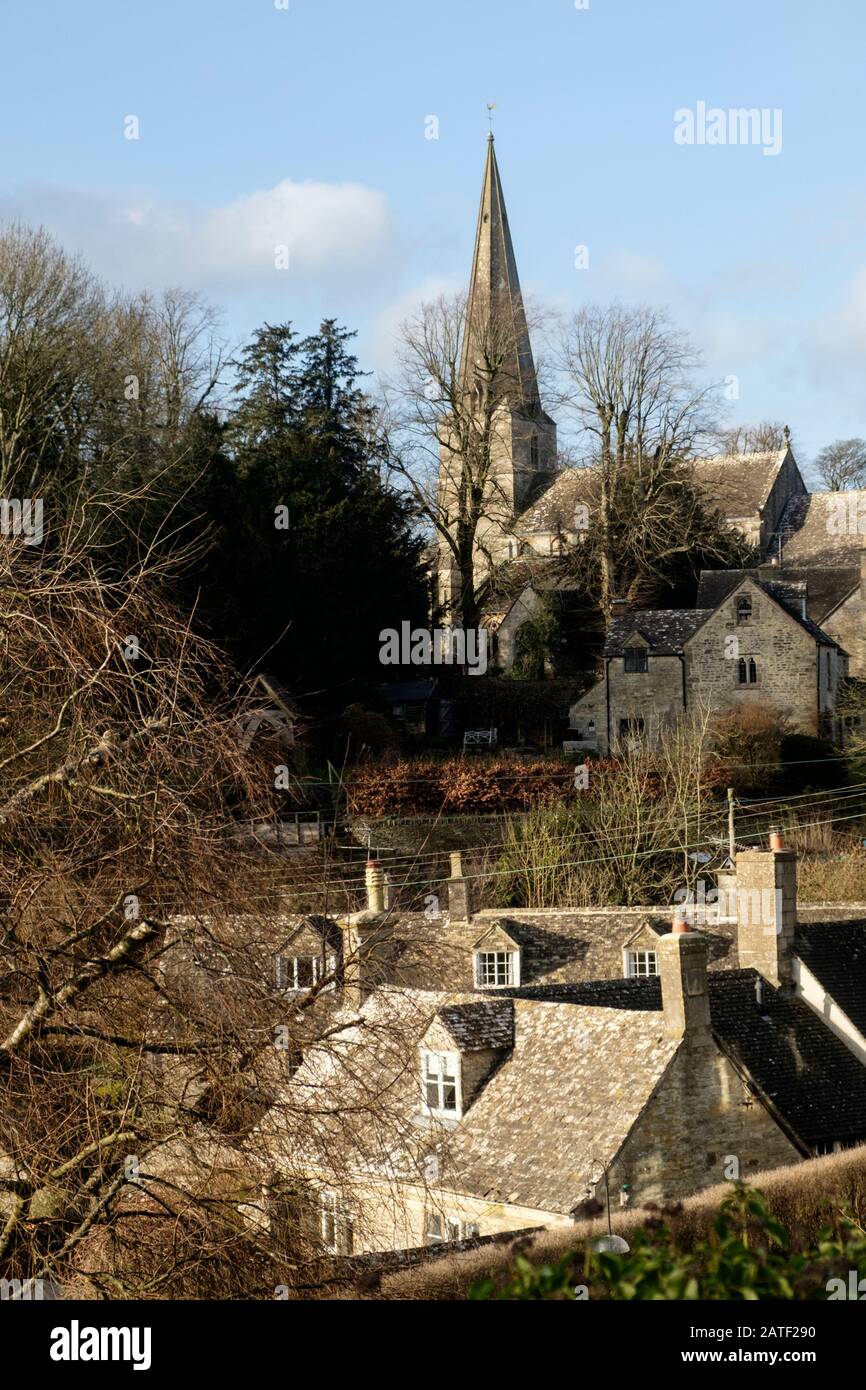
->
{"left": 421, "top": 1049, "right": 461, "bottom": 1118}
{"left": 275, "top": 953, "right": 335, "bottom": 992}
{"left": 625, "top": 948, "right": 659, "bottom": 979}
{"left": 319, "top": 1189, "right": 353, "bottom": 1255}
{"left": 735, "top": 595, "right": 753, "bottom": 625}
{"left": 474, "top": 948, "right": 519, "bottom": 988}
{"left": 426, "top": 1212, "right": 480, "bottom": 1245}
{"left": 624, "top": 646, "right": 648, "bottom": 673}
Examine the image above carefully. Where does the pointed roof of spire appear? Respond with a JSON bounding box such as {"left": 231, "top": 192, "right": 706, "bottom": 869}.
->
{"left": 459, "top": 135, "right": 540, "bottom": 408}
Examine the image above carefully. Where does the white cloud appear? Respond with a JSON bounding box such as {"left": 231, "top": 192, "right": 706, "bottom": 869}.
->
{"left": 369, "top": 276, "right": 459, "bottom": 377}
{"left": 0, "top": 177, "right": 393, "bottom": 291}
{"left": 809, "top": 267, "right": 866, "bottom": 385}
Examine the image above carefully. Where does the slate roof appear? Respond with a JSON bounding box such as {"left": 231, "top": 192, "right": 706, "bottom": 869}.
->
{"left": 696, "top": 566, "right": 859, "bottom": 625}
{"left": 517, "top": 467, "right": 597, "bottom": 535}
{"left": 388, "top": 908, "right": 737, "bottom": 992}
{"left": 519, "top": 451, "right": 788, "bottom": 536}
{"left": 506, "top": 970, "right": 866, "bottom": 1151}
{"left": 797, "top": 918, "right": 866, "bottom": 1042}
{"left": 437, "top": 999, "right": 514, "bottom": 1051}
{"left": 696, "top": 570, "right": 805, "bottom": 613}
{"left": 441, "top": 1000, "right": 678, "bottom": 1212}
{"left": 778, "top": 491, "right": 866, "bottom": 565}
{"left": 603, "top": 609, "right": 712, "bottom": 656}
{"left": 604, "top": 579, "right": 840, "bottom": 656}
{"left": 691, "top": 449, "right": 789, "bottom": 519}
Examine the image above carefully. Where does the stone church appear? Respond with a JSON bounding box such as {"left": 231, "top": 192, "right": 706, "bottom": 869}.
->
{"left": 438, "top": 138, "right": 866, "bottom": 732}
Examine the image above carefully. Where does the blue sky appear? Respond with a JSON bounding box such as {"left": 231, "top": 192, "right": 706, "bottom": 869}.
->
{"left": 2, "top": 0, "right": 865, "bottom": 477}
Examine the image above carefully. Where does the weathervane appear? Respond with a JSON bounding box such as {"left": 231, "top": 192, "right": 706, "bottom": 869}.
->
{"left": 487, "top": 102, "right": 496, "bottom": 135}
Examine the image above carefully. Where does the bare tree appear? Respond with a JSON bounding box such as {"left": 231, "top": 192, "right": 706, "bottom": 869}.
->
{"left": 384, "top": 292, "right": 550, "bottom": 630}
{"left": 714, "top": 420, "right": 792, "bottom": 457}
{"left": 814, "top": 438, "right": 866, "bottom": 492}
{"left": 0, "top": 222, "right": 227, "bottom": 512}
{"left": 556, "top": 304, "right": 724, "bottom": 614}
{"left": 0, "top": 522, "right": 443, "bottom": 1298}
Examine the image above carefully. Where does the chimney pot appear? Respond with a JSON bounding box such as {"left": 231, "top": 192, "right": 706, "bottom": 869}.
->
{"left": 768, "top": 828, "right": 784, "bottom": 851}
{"left": 364, "top": 859, "right": 386, "bottom": 915}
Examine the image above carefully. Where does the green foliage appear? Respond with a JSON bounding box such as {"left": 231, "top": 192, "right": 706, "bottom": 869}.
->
{"left": 510, "top": 603, "right": 560, "bottom": 681}
{"left": 140, "top": 320, "right": 428, "bottom": 701}
{"left": 470, "top": 1186, "right": 866, "bottom": 1301}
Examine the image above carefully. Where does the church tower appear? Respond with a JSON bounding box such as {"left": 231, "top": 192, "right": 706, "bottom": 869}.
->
{"left": 438, "top": 135, "right": 557, "bottom": 620}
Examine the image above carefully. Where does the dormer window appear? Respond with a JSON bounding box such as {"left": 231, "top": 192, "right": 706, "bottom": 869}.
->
{"left": 624, "top": 647, "right": 648, "bottom": 673}
{"left": 422, "top": 1050, "right": 461, "bottom": 1117}
{"left": 626, "top": 949, "right": 659, "bottom": 978}
{"left": 736, "top": 596, "right": 753, "bottom": 624}
{"left": 475, "top": 949, "right": 519, "bottom": 988}
{"left": 275, "top": 954, "right": 336, "bottom": 992}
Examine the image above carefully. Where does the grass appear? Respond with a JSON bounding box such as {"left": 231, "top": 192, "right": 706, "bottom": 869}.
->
{"left": 368, "top": 1143, "right": 866, "bottom": 1300}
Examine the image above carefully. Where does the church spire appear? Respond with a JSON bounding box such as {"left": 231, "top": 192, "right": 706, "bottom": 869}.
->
{"left": 459, "top": 135, "right": 540, "bottom": 409}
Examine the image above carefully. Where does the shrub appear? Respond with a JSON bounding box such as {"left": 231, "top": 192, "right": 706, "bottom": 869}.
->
{"left": 470, "top": 1185, "right": 866, "bottom": 1301}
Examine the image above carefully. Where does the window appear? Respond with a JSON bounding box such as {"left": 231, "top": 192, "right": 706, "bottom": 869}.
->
{"left": 422, "top": 1050, "right": 459, "bottom": 1116}
{"left": 624, "top": 647, "right": 648, "bottom": 673}
{"left": 737, "top": 657, "right": 758, "bottom": 685}
{"left": 475, "top": 950, "right": 518, "bottom": 988}
{"left": 626, "top": 949, "right": 659, "bottom": 978}
{"left": 319, "top": 1190, "right": 353, "bottom": 1255}
{"left": 426, "top": 1213, "right": 479, "bottom": 1245}
{"left": 276, "top": 955, "right": 335, "bottom": 992}
{"left": 392, "top": 703, "right": 405, "bottom": 720}
{"left": 736, "top": 596, "right": 753, "bottom": 624}
{"left": 530, "top": 432, "right": 539, "bottom": 471}
{"left": 619, "top": 717, "right": 645, "bottom": 739}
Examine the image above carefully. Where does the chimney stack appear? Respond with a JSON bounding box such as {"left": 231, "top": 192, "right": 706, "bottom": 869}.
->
{"left": 337, "top": 860, "right": 394, "bottom": 1005}
{"left": 447, "top": 851, "right": 474, "bottom": 921}
{"left": 659, "top": 915, "right": 711, "bottom": 1042}
{"left": 365, "top": 859, "right": 386, "bottom": 915}
{"left": 735, "top": 832, "right": 797, "bottom": 987}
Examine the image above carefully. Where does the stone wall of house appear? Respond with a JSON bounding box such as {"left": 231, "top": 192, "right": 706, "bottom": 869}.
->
{"left": 607, "top": 653, "right": 685, "bottom": 752}
{"left": 607, "top": 1037, "right": 801, "bottom": 1204}
{"left": 339, "top": 1176, "right": 571, "bottom": 1253}
{"left": 568, "top": 678, "right": 607, "bottom": 749}
{"left": 685, "top": 583, "right": 821, "bottom": 732}
{"left": 823, "top": 586, "right": 866, "bottom": 679}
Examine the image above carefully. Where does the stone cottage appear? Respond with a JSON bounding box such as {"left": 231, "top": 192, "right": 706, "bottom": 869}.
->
{"left": 243, "top": 837, "right": 866, "bottom": 1255}
{"left": 568, "top": 574, "right": 847, "bottom": 753}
